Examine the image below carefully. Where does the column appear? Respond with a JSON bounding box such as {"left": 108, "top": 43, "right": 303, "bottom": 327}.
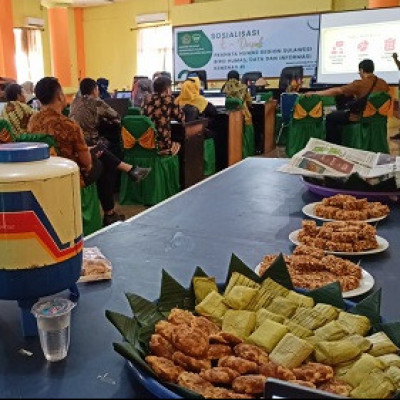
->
{"left": 47, "top": 7, "right": 72, "bottom": 87}
{"left": 0, "top": 0, "right": 17, "bottom": 79}
{"left": 369, "top": 0, "right": 399, "bottom": 7}
{"left": 74, "top": 8, "right": 86, "bottom": 82}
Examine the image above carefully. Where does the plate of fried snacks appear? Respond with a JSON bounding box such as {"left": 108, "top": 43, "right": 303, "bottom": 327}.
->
{"left": 289, "top": 220, "right": 389, "bottom": 256}
{"left": 302, "top": 195, "right": 390, "bottom": 223}
{"left": 255, "top": 246, "right": 374, "bottom": 299}
{"left": 78, "top": 247, "right": 112, "bottom": 283}
{"left": 107, "top": 258, "right": 400, "bottom": 399}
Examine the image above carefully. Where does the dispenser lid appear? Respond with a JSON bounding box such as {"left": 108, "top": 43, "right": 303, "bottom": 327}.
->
{"left": 0, "top": 143, "right": 50, "bottom": 163}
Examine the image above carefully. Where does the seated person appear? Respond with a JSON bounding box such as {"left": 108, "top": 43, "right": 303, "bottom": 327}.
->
{"left": 142, "top": 76, "right": 184, "bottom": 156}
{"left": 307, "top": 59, "right": 390, "bottom": 145}
{"left": 132, "top": 78, "right": 152, "bottom": 107}
{"left": 96, "top": 78, "right": 111, "bottom": 100}
{"left": 0, "top": 77, "right": 16, "bottom": 101}
{"left": 222, "top": 70, "right": 253, "bottom": 125}
{"left": 28, "top": 77, "right": 150, "bottom": 226}
{"left": 175, "top": 77, "right": 218, "bottom": 135}
{"left": 1, "top": 83, "right": 36, "bottom": 136}
{"left": 22, "top": 81, "right": 36, "bottom": 104}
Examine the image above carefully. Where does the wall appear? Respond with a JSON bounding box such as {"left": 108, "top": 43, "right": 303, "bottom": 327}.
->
{"left": 83, "top": 0, "right": 336, "bottom": 90}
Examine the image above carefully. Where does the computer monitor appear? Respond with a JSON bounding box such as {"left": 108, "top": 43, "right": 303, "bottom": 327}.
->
{"left": 115, "top": 91, "right": 132, "bottom": 99}
{"left": 206, "top": 97, "right": 226, "bottom": 108}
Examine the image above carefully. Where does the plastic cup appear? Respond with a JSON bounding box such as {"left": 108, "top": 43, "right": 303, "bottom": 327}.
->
{"left": 31, "top": 298, "right": 76, "bottom": 362}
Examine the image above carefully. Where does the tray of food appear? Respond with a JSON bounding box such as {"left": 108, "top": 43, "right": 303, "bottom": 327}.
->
{"left": 289, "top": 220, "right": 389, "bottom": 256}
{"left": 107, "top": 258, "right": 400, "bottom": 399}
{"left": 255, "top": 246, "right": 374, "bottom": 299}
{"left": 302, "top": 194, "right": 390, "bottom": 223}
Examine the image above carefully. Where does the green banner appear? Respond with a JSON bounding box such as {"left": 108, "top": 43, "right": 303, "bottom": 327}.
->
{"left": 177, "top": 30, "right": 213, "bottom": 69}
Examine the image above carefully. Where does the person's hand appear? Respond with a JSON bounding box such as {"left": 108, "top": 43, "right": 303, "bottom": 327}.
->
{"left": 393, "top": 53, "right": 398, "bottom": 60}
{"left": 89, "top": 145, "right": 104, "bottom": 158}
{"left": 171, "top": 141, "right": 181, "bottom": 156}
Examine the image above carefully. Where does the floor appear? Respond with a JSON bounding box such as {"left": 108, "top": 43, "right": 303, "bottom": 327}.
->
{"left": 115, "top": 115, "right": 400, "bottom": 220}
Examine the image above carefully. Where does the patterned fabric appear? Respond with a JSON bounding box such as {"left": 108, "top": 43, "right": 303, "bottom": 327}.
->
{"left": 142, "top": 93, "right": 184, "bottom": 155}
{"left": 69, "top": 95, "right": 119, "bottom": 146}
{"left": 1, "top": 101, "right": 35, "bottom": 136}
{"left": 223, "top": 78, "right": 253, "bottom": 125}
{"left": 27, "top": 108, "right": 90, "bottom": 185}
{"left": 0, "top": 119, "right": 14, "bottom": 143}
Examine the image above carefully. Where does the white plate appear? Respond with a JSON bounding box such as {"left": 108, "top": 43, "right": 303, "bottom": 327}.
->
{"left": 254, "top": 263, "right": 375, "bottom": 299}
{"left": 302, "top": 202, "right": 388, "bottom": 224}
{"left": 289, "top": 229, "right": 389, "bottom": 256}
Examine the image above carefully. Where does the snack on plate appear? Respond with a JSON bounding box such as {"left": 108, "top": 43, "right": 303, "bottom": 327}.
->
{"left": 258, "top": 245, "right": 362, "bottom": 292}
{"left": 315, "top": 194, "right": 390, "bottom": 221}
{"left": 296, "top": 220, "right": 379, "bottom": 253}
{"left": 79, "top": 247, "right": 112, "bottom": 282}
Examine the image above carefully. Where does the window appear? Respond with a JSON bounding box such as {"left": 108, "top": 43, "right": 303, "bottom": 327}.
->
{"left": 137, "top": 25, "right": 173, "bottom": 79}
{"left": 13, "top": 28, "right": 45, "bottom": 84}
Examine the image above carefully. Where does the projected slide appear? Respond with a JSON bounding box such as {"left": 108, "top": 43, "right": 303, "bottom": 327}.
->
{"left": 318, "top": 8, "right": 400, "bottom": 84}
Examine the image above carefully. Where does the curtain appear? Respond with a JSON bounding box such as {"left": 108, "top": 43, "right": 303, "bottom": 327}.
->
{"left": 14, "top": 28, "right": 44, "bottom": 84}
{"left": 137, "top": 25, "right": 173, "bottom": 79}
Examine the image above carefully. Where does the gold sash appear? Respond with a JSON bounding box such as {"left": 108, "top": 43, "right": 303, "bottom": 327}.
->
{"left": 293, "top": 101, "right": 323, "bottom": 120}
{"left": 122, "top": 127, "right": 156, "bottom": 149}
{"left": 363, "top": 99, "right": 391, "bottom": 118}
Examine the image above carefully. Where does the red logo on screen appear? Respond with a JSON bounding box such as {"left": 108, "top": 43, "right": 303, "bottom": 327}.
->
{"left": 358, "top": 40, "right": 369, "bottom": 52}
{"left": 385, "top": 38, "right": 396, "bottom": 52}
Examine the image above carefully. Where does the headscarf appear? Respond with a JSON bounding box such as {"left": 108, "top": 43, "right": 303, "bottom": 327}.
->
{"left": 22, "top": 81, "right": 35, "bottom": 102}
{"left": 133, "top": 78, "right": 152, "bottom": 107}
{"left": 97, "top": 78, "right": 111, "bottom": 99}
{"left": 175, "top": 77, "right": 208, "bottom": 113}
{"left": 223, "top": 78, "right": 248, "bottom": 101}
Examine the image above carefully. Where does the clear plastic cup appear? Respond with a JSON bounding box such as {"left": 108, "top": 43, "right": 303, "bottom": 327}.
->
{"left": 31, "top": 298, "right": 76, "bottom": 362}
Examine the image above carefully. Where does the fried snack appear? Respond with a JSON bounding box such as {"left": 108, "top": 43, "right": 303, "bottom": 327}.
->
{"left": 293, "top": 362, "right": 334, "bottom": 384}
{"left": 191, "top": 316, "right": 220, "bottom": 336}
{"left": 172, "top": 351, "right": 211, "bottom": 372}
{"left": 293, "top": 245, "right": 325, "bottom": 259}
{"left": 208, "top": 344, "right": 234, "bottom": 360}
{"left": 234, "top": 343, "right": 269, "bottom": 365}
{"left": 232, "top": 375, "right": 267, "bottom": 395}
{"left": 150, "top": 334, "right": 175, "bottom": 359}
{"left": 172, "top": 326, "right": 209, "bottom": 358}
{"left": 200, "top": 367, "right": 240, "bottom": 385}
{"left": 168, "top": 308, "right": 195, "bottom": 326}
{"left": 202, "top": 387, "right": 254, "bottom": 399}
{"left": 259, "top": 362, "right": 296, "bottom": 381}
{"left": 302, "top": 220, "right": 318, "bottom": 235}
{"left": 209, "top": 332, "right": 243, "bottom": 346}
{"left": 177, "top": 372, "right": 214, "bottom": 394}
{"left": 218, "top": 356, "right": 259, "bottom": 375}
{"left": 318, "top": 378, "right": 352, "bottom": 397}
{"left": 315, "top": 204, "right": 338, "bottom": 220}
{"left": 322, "top": 194, "right": 356, "bottom": 207}
{"left": 289, "top": 380, "right": 316, "bottom": 389}
{"left": 155, "top": 320, "right": 179, "bottom": 342}
{"left": 145, "top": 356, "right": 184, "bottom": 383}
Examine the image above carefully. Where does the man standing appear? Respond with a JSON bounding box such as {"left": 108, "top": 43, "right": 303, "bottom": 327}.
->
{"left": 390, "top": 52, "right": 400, "bottom": 141}
{"left": 307, "top": 59, "right": 390, "bottom": 145}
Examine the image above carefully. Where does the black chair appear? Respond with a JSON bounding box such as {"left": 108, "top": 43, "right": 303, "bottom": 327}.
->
{"left": 241, "top": 71, "right": 263, "bottom": 85}
{"left": 187, "top": 70, "right": 208, "bottom": 90}
{"left": 278, "top": 66, "right": 304, "bottom": 94}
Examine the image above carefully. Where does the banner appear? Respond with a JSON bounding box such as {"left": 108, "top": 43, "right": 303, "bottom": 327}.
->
{"left": 174, "top": 15, "right": 320, "bottom": 81}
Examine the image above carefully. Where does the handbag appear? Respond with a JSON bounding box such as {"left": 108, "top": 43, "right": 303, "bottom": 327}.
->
{"left": 347, "top": 77, "right": 378, "bottom": 121}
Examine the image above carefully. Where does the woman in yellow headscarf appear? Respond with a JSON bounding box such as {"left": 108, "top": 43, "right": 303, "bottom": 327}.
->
{"left": 175, "top": 77, "right": 218, "bottom": 125}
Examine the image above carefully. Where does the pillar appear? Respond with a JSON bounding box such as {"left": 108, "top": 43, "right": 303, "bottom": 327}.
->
{"left": 74, "top": 8, "right": 86, "bottom": 81}
{"left": 369, "top": 0, "right": 399, "bottom": 7}
{"left": 0, "top": 0, "right": 17, "bottom": 79}
{"left": 48, "top": 8, "right": 72, "bottom": 87}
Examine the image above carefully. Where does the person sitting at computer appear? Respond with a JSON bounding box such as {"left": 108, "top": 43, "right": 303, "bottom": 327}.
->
{"left": 132, "top": 78, "right": 152, "bottom": 107}
{"left": 222, "top": 70, "right": 253, "bottom": 125}
{"left": 142, "top": 76, "right": 184, "bottom": 156}
{"left": 29, "top": 77, "right": 150, "bottom": 226}
{"left": 307, "top": 59, "right": 390, "bottom": 145}
{"left": 175, "top": 76, "right": 218, "bottom": 126}
{"left": 1, "top": 83, "right": 36, "bottom": 136}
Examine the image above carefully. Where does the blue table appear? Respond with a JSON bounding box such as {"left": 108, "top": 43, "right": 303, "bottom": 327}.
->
{"left": 1, "top": 158, "right": 399, "bottom": 398}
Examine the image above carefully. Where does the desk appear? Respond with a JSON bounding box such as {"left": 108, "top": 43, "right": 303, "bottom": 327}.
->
{"left": 2, "top": 158, "right": 399, "bottom": 398}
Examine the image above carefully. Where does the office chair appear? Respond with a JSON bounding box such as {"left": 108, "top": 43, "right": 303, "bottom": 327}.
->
{"left": 241, "top": 71, "right": 263, "bottom": 85}
{"left": 187, "top": 70, "right": 208, "bottom": 90}
{"left": 278, "top": 66, "right": 304, "bottom": 94}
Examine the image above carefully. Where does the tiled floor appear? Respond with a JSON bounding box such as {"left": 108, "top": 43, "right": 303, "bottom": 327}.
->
{"left": 115, "top": 116, "right": 400, "bottom": 220}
